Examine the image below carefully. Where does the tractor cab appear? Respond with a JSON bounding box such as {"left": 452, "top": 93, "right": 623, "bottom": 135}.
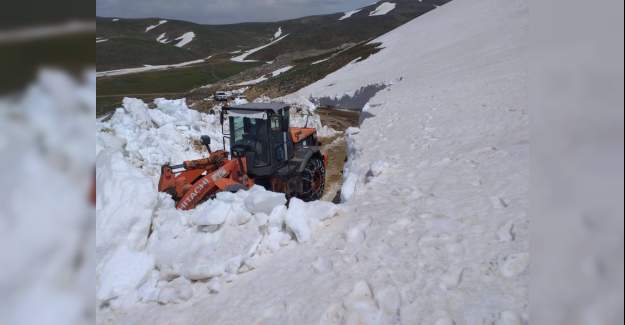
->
{"left": 221, "top": 102, "right": 294, "bottom": 177}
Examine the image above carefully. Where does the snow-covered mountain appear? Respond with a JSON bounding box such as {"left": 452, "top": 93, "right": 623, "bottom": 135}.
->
{"left": 97, "top": 0, "right": 528, "bottom": 323}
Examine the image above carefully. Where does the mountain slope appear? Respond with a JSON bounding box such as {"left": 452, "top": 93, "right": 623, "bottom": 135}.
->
{"left": 99, "top": 0, "right": 528, "bottom": 323}
{"left": 96, "top": 0, "right": 451, "bottom": 71}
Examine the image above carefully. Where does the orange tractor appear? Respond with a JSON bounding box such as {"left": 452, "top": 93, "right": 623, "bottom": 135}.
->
{"left": 158, "top": 102, "right": 327, "bottom": 210}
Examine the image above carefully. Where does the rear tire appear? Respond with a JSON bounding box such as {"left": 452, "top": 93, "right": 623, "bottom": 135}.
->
{"left": 299, "top": 156, "right": 325, "bottom": 201}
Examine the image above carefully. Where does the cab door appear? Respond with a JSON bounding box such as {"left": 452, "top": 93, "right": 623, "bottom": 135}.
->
{"left": 270, "top": 114, "right": 287, "bottom": 169}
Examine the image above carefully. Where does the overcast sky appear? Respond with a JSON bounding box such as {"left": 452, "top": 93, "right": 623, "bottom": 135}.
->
{"left": 97, "top": 0, "right": 376, "bottom": 24}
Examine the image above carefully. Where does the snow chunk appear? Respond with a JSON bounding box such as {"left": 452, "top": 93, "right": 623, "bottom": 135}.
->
{"left": 145, "top": 20, "right": 167, "bottom": 32}
{"left": 188, "top": 199, "right": 231, "bottom": 226}
{"left": 157, "top": 277, "right": 193, "bottom": 304}
{"left": 339, "top": 9, "right": 362, "bottom": 20}
{"left": 244, "top": 185, "right": 287, "bottom": 214}
{"left": 285, "top": 198, "right": 338, "bottom": 242}
{"left": 340, "top": 127, "right": 361, "bottom": 202}
{"left": 174, "top": 32, "right": 195, "bottom": 47}
{"left": 96, "top": 150, "right": 157, "bottom": 255}
{"left": 369, "top": 2, "right": 396, "bottom": 16}
{"left": 97, "top": 245, "right": 155, "bottom": 302}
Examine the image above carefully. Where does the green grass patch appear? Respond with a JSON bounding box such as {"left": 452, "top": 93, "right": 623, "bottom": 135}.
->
{"left": 98, "top": 60, "right": 261, "bottom": 95}
{"left": 96, "top": 59, "right": 261, "bottom": 115}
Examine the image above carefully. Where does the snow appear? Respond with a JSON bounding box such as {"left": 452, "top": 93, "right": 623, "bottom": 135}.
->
{"left": 96, "top": 57, "right": 209, "bottom": 77}
{"left": 235, "top": 65, "right": 293, "bottom": 86}
{"left": 174, "top": 31, "right": 195, "bottom": 47}
{"left": 0, "top": 69, "right": 95, "bottom": 325}
{"left": 99, "top": 0, "right": 528, "bottom": 322}
{"left": 244, "top": 185, "right": 287, "bottom": 214}
{"left": 97, "top": 245, "right": 155, "bottom": 302}
{"left": 145, "top": 20, "right": 167, "bottom": 32}
{"left": 156, "top": 32, "right": 169, "bottom": 44}
{"left": 273, "top": 26, "right": 282, "bottom": 39}
{"left": 230, "top": 34, "right": 289, "bottom": 62}
{"left": 339, "top": 9, "right": 362, "bottom": 20}
{"left": 96, "top": 37, "right": 108, "bottom": 43}
{"left": 112, "top": 18, "right": 119, "bottom": 22}
{"left": 369, "top": 2, "right": 396, "bottom": 16}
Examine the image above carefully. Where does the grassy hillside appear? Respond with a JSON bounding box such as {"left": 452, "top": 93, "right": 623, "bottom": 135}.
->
{"left": 96, "top": 0, "right": 451, "bottom": 71}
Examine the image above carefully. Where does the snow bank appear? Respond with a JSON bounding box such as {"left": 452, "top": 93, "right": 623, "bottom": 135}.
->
{"left": 96, "top": 97, "right": 339, "bottom": 310}
{"left": 369, "top": 2, "right": 396, "bottom": 16}
{"left": 0, "top": 69, "right": 95, "bottom": 325}
{"left": 145, "top": 20, "right": 167, "bottom": 32}
{"left": 174, "top": 31, "right": 195, "bottom": 47}
{"left": 339, "top": 9, "right": 362, "bottom": 20}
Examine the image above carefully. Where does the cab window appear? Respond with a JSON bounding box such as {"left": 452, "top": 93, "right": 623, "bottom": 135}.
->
{"left": 270, "top": 115, "right": 281, "bottom": 131}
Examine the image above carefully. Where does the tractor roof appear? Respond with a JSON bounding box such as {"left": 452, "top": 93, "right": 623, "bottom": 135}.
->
{"left": 228, "top": 102, "right": 289, "bottom": 113}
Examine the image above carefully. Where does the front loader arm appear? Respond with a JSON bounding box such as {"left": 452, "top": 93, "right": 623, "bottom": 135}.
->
{"left": 159, "top": 150, "right": 253, "bottom": 210}
{"left": 158, "top": 150, "right": 228, "bottom": 199}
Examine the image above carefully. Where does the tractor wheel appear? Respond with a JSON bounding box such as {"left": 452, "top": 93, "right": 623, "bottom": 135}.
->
{"left": 300, "top": 156, "right": 325, "bottom": 201}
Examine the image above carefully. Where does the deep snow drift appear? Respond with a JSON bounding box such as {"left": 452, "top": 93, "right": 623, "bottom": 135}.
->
{"left": 99, "top": 0, "right": 529, "bottom": 323}
{"left": 1, "top": 70, "right": 95, "bottom": 325}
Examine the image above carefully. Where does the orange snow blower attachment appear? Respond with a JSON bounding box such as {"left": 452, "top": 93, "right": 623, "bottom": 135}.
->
{"left": 159, "top": 102, "right": 327, "bottom": 210}
{"left": 158, "top": 136, "right": 253, "bottom": 210}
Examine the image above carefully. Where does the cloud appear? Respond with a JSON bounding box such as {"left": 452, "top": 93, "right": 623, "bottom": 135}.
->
{"left": 96, "top": 0, "right": 376, "bottom": 24}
